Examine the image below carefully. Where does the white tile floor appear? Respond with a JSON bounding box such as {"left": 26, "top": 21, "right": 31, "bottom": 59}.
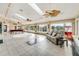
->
{"left": 0, "top": 32, "right": 72, "bottom": 56}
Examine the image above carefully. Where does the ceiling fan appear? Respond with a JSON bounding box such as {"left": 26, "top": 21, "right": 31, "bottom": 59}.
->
{"left": 44, "top": 10, "right": 61, "bottom": 17}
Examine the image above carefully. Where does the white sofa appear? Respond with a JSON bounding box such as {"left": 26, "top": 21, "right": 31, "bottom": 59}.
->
{"left": 45, "top": 34, "right": 57, "bottom": 44}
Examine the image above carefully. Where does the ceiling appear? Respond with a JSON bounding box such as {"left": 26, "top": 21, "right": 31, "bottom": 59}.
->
{"left": 0, "top": 3, "right": 79, "bottom": 24}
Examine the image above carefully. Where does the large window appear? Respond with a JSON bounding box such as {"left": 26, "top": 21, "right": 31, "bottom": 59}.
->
{"left": 50, "top": 23, "right": 64, "bottom": 32}
{"left": 30, "top": 25, "right": 37, "bottom": 32}
{"left": 4, "top": 25, "right": 7, "bottom": 32}
{"left": 38, "top": 24, "right": 48, "bottom": 32}
{"left": 26, "top": 25, "right": 37, "bottom": 32}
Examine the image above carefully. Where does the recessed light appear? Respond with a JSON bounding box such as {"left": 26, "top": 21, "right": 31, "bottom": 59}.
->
{"left": 19, "top": 9, "right": 23, "bottom": 12}
{"left": 15, "top": 13, "right": 26, "bottom": 20}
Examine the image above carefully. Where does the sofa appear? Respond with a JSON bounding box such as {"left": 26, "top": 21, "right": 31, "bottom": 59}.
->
{"left": 46, "top": 31, "right": 64, "bottom": 45}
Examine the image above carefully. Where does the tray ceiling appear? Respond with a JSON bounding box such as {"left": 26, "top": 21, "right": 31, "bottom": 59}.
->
{"left": 0, "top": 3, "right": 79, "bottom": 24}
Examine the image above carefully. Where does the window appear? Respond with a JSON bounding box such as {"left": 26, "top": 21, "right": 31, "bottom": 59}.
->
{"left": 38, "top": 24, "right": 48, "bottom": 32}
{"left": 4, "top": 25, "right": 7, "bottom": 32}
{"left": 50, "top": 23, "right": 64, "bottom": 32}
{"left": 65, "top": 23, "right": 72, "bottom": 32}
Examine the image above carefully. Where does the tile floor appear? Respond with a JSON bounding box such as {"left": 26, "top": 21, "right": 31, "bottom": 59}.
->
{"left": 0, "top": 32, "right": 69, "bottom": 56}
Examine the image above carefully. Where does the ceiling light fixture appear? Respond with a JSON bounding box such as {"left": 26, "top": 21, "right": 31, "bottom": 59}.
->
{"left": 44, "top": 10, "right": 61, "bottom": 17}
{"left": 15, "top": 13, "right": 26, "bottom": 20}
{"left": 28, "top": 3, "right": 43, "bottom": 15}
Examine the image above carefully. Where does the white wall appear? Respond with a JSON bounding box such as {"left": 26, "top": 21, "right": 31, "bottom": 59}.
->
{"left": 78, "top": 21, "right": 79, "bottom": 36}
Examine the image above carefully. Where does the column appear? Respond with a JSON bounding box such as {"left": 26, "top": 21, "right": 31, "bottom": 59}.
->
{"left": 72, "top": 21, "right": 75, "bottom": 35}
{"left": 74, "top": 19, "right": 78, "bottom": 36}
